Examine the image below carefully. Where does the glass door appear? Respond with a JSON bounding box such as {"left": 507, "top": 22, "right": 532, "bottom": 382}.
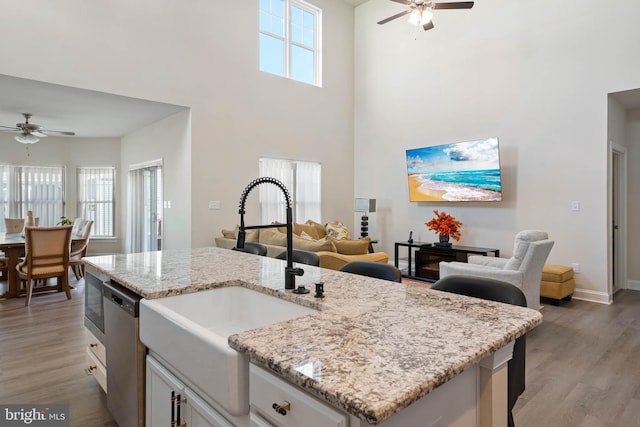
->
{"left": 127, "top": 161, "right": 163, "bottom": 253}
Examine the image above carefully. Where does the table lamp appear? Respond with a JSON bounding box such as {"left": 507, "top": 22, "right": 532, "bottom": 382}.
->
{"left": 354, "top": 198, "right": 376, "bottom": 238}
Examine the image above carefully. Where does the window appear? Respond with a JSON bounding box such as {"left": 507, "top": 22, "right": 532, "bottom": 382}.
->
{"left": 259, "top": 0, "right": 322, "bottom": 86}
{"left": 259, "top": 157, "right": 321, "bottom": 224}
{"left": 0, "top": 165, "right": 65, "bottom": 231}
{"left": 77, "top": 167, "right": 116, "bottom": 237}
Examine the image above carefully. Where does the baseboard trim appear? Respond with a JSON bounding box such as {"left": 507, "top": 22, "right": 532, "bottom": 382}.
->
{"left": 628, "top": 280, "right": 640, "bottom": 291}
{"left": 572, "top": 288, "right": 612, "bottom": 304}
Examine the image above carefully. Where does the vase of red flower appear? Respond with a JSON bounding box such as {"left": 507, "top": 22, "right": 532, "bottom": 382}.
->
{"left": 438, "top": 233, "right": 451, "bottom": 246}
{"left": 425, "top": 210, "right": 462, "bottom": 247}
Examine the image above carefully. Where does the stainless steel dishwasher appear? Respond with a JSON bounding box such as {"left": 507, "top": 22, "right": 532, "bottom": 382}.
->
{"left": 103, "top": 281, "right": 145, "bottom": 427}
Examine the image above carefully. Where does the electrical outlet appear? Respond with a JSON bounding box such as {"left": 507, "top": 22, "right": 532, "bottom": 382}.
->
{"left": 571, "top": 263, "right": 580, "bottom": 273}
{"left": 208, "top": 200, "right": 220, "bottom": 210}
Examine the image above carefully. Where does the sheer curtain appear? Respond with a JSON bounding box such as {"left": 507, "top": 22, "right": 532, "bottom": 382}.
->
{"left": 0, "top": 165, "right": 64, "bottom": 228}
{"left": 259, "top": 158, "right": 292, "bottom": 224}
{"left": 0, "top": 165, "right": 8, "bottom": 231}
{"left": 295, "top": 161, "right": 321, "bottom": 223}
{"left": 126, "top": 161, "right": 162, "bottom": 254}
{"left": 258, "top": 158, "right": 321, "bottom": 224}
{"left": 127, "top": 168, "right": 146, "bottom": 253}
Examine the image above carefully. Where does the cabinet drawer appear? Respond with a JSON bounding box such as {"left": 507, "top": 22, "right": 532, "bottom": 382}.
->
{"left": 85, "top": 327, "right": 106, "bottom": 366}
{"left": 86, "top": 348, "right": 107, "bottom": 392}
{"left": 250, "top": 365, "right": 347, "bottom": 427}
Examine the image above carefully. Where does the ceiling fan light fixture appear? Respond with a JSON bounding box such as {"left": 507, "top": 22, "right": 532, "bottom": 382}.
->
{"left": 15, "top": 133, "right": 40, "bottom": 144}
{"left": 408, "top": 8, "right": 433, "bottom": 26}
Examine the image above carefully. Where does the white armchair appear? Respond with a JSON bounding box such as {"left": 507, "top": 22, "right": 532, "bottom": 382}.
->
{"left": 438, "top": 230, "right": 554, "bottom": 309}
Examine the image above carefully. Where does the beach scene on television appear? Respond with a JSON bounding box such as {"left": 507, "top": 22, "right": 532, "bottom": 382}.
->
{"left": 406, "top": 137, "right": 503, "bottom": 202}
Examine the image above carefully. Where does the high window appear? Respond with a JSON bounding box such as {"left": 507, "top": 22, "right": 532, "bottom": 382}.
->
{"left": 259, "top": 0, "right": 322, "bottom": 86}
{"left": 0, "top": 165, "right": 65, "bottom": 231}
{"left": 259, "top": 158, "right": 321, "bottom": 223}
{"left": 77, "top": 167, "right": 116, "bottom": 238}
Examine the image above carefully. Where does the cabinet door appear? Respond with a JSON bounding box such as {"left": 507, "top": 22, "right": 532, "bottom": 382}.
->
{"left": 250, "top": 364, "right": 347, "bottom": 427}
{"left": 184, "top": 388, "right": 234, "bottom": 427}
{"left": 146, "top": 355, "right": 185, "bottom": 427}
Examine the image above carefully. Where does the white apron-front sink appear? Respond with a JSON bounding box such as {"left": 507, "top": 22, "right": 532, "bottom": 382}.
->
{"left": 139, "top": 286, "right": 316, "bottom": 416}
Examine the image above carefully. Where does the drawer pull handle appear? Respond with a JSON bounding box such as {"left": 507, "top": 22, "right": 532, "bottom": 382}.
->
{"left": 90, "top": 343, "right": 98, "bottom": 348}
{"left": 272, "top": 401, "right": 291, "bottom": 416}
{"left": 85, "top": 365, "right": 97, "bottom": 375}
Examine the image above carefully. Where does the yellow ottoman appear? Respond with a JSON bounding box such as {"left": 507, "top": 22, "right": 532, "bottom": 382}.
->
{"left": 540, "top": 264, "right": 575, "bottom": 305}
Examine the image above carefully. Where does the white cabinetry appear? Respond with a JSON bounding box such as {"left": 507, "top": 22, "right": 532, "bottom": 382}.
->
{"left": 251, "top": 363, "right": 479, "bottom": 427}
{"left": 85, "top": 327, "right": 107, "bottom": 392}
{"left": 146, "top": 355, "right": 233, "bottom": 427}
{"left": 249, "top": 364, "right": 348, "bottom": 427}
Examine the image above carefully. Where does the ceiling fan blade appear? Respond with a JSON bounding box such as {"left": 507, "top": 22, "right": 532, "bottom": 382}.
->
{"left": 378, "top": 9, "right": 412, "bottom": 25}
{"left": 41, "top": 129, "right": 76, "bottom": 136}
{"left": 433, "top": 1, "right": 474, "bottom": 9}
{"left": 31, "top": 131, "right": 48, "bottom": 138}
{"left": 423, "top": 20, "right": 435, "bottom": 31}
{"left": 0, "top": 125, "right": 19, "bottom": 131}
{"left": 389, "top": 0, "right": 412, "bottom": 4}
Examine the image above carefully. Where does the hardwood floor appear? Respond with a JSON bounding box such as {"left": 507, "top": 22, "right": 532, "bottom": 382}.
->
{"left": 514, "top": 291, "right": 640, "bottom": 427}
{"left": 0, "top": 277, "right": 116, "bottom": 426}
{"left": 1, "top": 278, "right": 639, "bottom": 427}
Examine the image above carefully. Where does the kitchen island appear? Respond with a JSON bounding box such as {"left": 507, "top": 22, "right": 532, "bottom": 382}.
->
{"left": 84, "top": 246, "right": 542, "bottom": 427}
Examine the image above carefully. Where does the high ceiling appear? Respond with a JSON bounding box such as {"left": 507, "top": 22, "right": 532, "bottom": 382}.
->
{"left": 343, "top": 0, "right": 367, "bottom": 5}
{"left": 0, "top": 74, "right": 187, "bottom": 139}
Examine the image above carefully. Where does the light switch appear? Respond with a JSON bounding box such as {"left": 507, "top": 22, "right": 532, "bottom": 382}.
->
{"left": 571, "top": 201, "right": 580, "bottom": 212}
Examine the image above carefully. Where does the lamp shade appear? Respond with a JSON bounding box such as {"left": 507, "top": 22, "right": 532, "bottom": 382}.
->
{"left": 354, "top": 198, "right": 376, "bottom": 213}
{"left": 15, "top": 133, "right": 39, "bottom": 144}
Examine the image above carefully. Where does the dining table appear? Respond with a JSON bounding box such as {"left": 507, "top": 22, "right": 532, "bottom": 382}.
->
{"left": 0, "top": 232, "right": 83, "bottom": 299}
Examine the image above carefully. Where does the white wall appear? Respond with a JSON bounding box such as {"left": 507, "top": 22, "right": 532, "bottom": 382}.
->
{"left": 0, "top": 134, "right": 121, "bottom": 255}
{"left": 0, "top": 0, "right": 357, "bottom": 250}
{"left": 354, "top": 0, "right": 640, "bottom": 301}
{"left": 120, "top": 110, "right": 191, "bottom": 251}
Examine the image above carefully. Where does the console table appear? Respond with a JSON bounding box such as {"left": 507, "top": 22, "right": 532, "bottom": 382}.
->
{"left": 395, "top": 241, "right": 500, "bottom": 282}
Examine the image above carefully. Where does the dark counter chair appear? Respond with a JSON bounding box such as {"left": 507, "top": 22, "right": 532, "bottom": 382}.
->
{"left": 275, "top": 249, "right": 320, "bottom": 267}
{"left": 232, "top": 242, "right": 267, "bottom": 256}
{"left": 431, "top": 275, "right": 527, "bottom": 427}
{"left": 339, "top": 260, "right": 402, "bottom": 282}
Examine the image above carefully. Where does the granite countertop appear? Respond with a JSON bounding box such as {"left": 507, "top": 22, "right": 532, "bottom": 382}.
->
{"left": 84, "top": 247, "right": 542, "bottom": 425}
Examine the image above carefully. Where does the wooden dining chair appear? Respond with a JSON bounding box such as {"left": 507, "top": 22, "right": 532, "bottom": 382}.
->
{"left": 4, "top": 218, "right": 25, "bottom": 234}
{"left": 0, "top": 256, "right": 7, "bottom": 281}
{"left": 17, "top": 225, "right": 73, "bottom": 306}
{"left": 69, "top": 220, "right": 93, "bottom": 279}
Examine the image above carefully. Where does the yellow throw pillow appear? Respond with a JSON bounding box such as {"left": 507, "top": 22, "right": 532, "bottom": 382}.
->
{"left": 270, "top": 221, "right": 287, "bottom": 233}
{"left": 293, "top": 236, "right": 336, "bottom": 252}
{"left": 259, "top": 228, "right": 287, "bottom": 246}
{"left": 221, "top": 229, "right": 236, "bottom": 239}
{"left": 305, "top": 219, "right": 326, "bottom": 239}
{"left": 330, "top": 237, "right": 371, "bottom": 255}
{"left": 293, "top": 222, "right": 322, "bottom": 240}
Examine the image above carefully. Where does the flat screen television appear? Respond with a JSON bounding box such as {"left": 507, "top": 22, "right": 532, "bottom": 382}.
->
{"left": 406, "top": 137, "right": 503, "bottom": 202}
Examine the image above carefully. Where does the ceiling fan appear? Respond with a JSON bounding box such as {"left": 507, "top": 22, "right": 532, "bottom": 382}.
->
{"left": 377, "top": 0, "right": 474, "bottom": 31}
{"left": 0, "top": 113, "right": 76, "bottom": 144}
